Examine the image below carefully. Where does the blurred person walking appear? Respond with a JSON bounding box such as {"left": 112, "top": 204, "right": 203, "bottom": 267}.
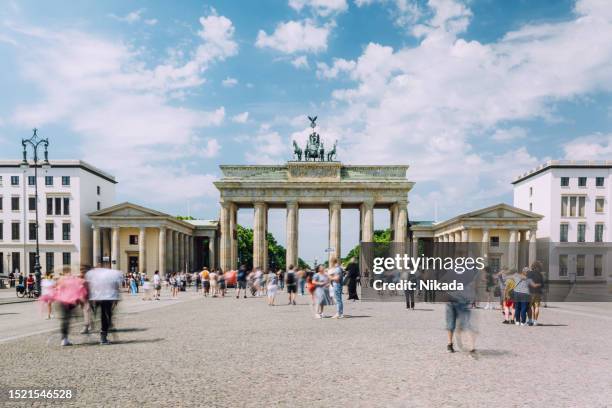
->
{"left": 285, "top": 264, "right": 297, "bottom": 305}
{"left": 153, "top": 270, "right": 162, "bottom": 300}
{"left": 86, "top": 265, "right": 123, "bottom": 345}
{"left": 345, "top": 257, "right": 359, "bottom": 301}
{"left": 512, "top": 267, "right": 541, "bottom": 326}
{"left": 209, "top": 269, "right": 218, "bottom": 297}
{"left": 54, "top": 267, "right": 87, "bottom": 346}
{"left": 328, "top": 258, "right": 344, "bottom": 318}
{"left": 218, "top": 270, "right": 226, "bottom": 298}
{"left": 236, "top": 265, "right": 248, "bottom": 299}
{"left": 266, "top": 270, "right": 278, "bottom": 306}
{"left": 527, "top": 261, "right": 545, "bottom": 326}
{"left": 201, "top": 267, "right": 210, "bottom": 297}
{"left": 39, "top": 273, "right": 56, "bottom": 319}
{"left": 312, "top": 265, "right": 331, "bottom": 318}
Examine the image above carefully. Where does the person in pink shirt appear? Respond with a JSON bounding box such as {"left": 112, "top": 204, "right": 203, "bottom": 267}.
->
{"left": 54, "top": 268, "right": 87, "bottom": 346}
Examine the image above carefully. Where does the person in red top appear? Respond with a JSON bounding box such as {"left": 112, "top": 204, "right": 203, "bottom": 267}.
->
{"left": 26, "top": 274, "right": 35, "bottom": 295}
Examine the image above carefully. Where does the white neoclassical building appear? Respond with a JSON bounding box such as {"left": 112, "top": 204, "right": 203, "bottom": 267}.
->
{"left": 513, "top": 160, "right": 612, "bottom": 282}
{"left": 0, "top": 160, "right": 115, "bottom": 276}
{"left": 89, "top": 202, "right": 218, "bottom": 274}
{"left": 410, "top": 203, "right": 543, "bottom": 273}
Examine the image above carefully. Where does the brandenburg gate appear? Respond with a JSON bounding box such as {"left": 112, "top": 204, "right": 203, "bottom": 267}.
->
{"left": 214, "top": 161, "right": 413, "bottom": 272}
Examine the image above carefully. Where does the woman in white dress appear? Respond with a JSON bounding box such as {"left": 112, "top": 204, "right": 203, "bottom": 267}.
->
{"left": 266, "top": 272, "right": 278, "bottom": 306}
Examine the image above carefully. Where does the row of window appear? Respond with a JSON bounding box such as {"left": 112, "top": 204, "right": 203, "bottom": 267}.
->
{"left": 0, "top": 221, "right": 71, "bottom": 241}
{"left": 559, "top": 223, "right": 605, "bottom": 242}
{"left": 560, "top": 176, "right": 605, "bottom": 187}
{"left": 0, "top": 252, "right": 71, "bottom": 275}
{"left": 559, "top": 254, "right": 604, "bottom": 277}
{"left": 0, "top": 175, "right": 71, "bottom": 187}
{"left": 0, "top": 196, "right": 70, "bottom": 215}
{"left": 560, "top": 196, "right": 605, "bottom": 217}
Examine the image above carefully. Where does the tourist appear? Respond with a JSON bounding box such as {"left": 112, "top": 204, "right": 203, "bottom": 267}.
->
{"left": 254, "top": 268, "right": 263, "bottom": 297}
{"left": 484, "top": 266, "right": 495, "bottom": 309}
{"left": 276, "top": 269, "right": 285, "bottom": 290}
{"left": 285, "top": 264, "right": 297, "bottom": 305}
{"left": 443, "top": 266, "right": 478, "bottom": 354}
{"left": 403, "top": 269, "right": 418, "bottom": 310}
{"left": 86, "top": 264, "right": 123, "bottom": 345}
{"left": 297, "top": 268, "right": 306, "bottom": 296}
{"left": 528, "top": 261, "right": 545, "bottom": 326}
{"left": 142, "top": 277, "right": 153, "bottom": 300}
{"left": 26, "top": 273, "right": 35, "bottom": 295}
{"left": 306, "top": 269, "right": 316, "bottom": 305}
{"left": 218, "top": 269, "right": 226, "bottom": 297}
{"left": 328, "top": 258, "right": 344, "bottom": 318}
{"left": 312, "top": 265, "right": 331, "bottom": 318}
{"left": 266, "top": 270, "right": 278, "bottom": 306}
{"left": 170, "top": 273, "right": 179, "bottom": 298}
{"left": 79, "top": 265, "right": 95, "bottom": 335}
{"left": 512, "top": 267, "right": 541, "bottom": 326}
{"left": 54, "top": 267, "right": 87, "bottom": 346}
{"left": 236, "top": 265, "right": 248, "bottom": 299}
{"left": 501, "top": 269, "right": 515, "bottom": 324}
{"left": 153, "top": 270, "right": 162, "bottom": 300}
{"left": 209, "top": 269, "right": 218, "bottom": 297}
{"left": 39, "top": 273, "right": 56, "bottom": 319}
{"left": 345, "top": 257, "right": 359, "bottom": 301}
{"left": 129, "top": 273, "right": 137, "bottom": 295}
{"left": 8, "top": 270, "right": 15, "bottom": 288}
{"left": 201, "top": 267, "right": 210, "bottom": 297}
{"left": 194, "top": 271, "right": 202, "bottom": 293}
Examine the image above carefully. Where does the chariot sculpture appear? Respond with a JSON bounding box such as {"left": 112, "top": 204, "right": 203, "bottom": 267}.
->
{"left": 292, "top": 116, "right": 338, "bottom": 162}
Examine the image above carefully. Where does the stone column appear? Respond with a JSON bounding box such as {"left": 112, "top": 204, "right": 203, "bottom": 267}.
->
{"left": 253, "top": 202, "right": 267, "bottom": 270}
{"left": 412, "top": 237, "right": 419, "bottom": 258}
{"left": 111, "top": 226, "right": 119, "bottom": 270}
{"left": 209, "top": 236, "right": 216, "bottom": 269}
{"left": 395, "top": 201, "right": 408, "bottom": 245}
{"left": 173, "top": 230, "right": 179, "bottom": 272}
{"left": 286, "top": 201, "right": 299, "bottom": 269}
{"left": 528, "top": 229, "right": 537, "bottom": 267}
{"left": 390, "top": 203, "right": 398, "bottom": 241}
{"left": 189, "top": 235, "right": 194, "bottom": 272}
{"left": 92, "top": 226, "right": 100, "bottom": 266}
{"left": 481, "top": 228, "right": 490, "bottom": 265}
{"left": 219, "top": 202, "right": 231, "bottom": 273}
{"left": 328, "top": 201, "right": 341, "bottom": 265}
{"left": 158, "top": 226, "right": 166, "bottom": 275}
{"left": 263, "top": 206, "right": 269, "bottom": 272}
{"left": 102, "top": 228, "right": 110, "bottom": 261}
{"left": 361, "top": 201, "right": 374, "bottom": 242}
{"left": 180, "top": 233, "right": 186, "bottom": 272}
{"left": 139, "top": 227, "right": 146, "bottom": 274}
{"left": 229, "top": 203, "right": 238, "bottom": 271}
{"left": 508, "top": 229, "right": 518, "bottom": 270}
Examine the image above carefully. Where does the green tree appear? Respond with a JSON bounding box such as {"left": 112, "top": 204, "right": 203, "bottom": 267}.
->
{"left": 236, "top": 225, "right": 309, "bottom": 270}
{"left": 342, "top": 229, "right": 392, "bottom": 264}
{"left": 175, "top": 215, "right": 196, "bottom": 220}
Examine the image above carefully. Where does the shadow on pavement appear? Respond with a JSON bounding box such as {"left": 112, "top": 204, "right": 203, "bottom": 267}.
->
{"left": 74, "top": 338, "right": 165, "bottom": 347}
{"left": 534, "top": 323, "right": 568, "bottom": 327}
{"left": 109, "top": 327, "right": 149, "bottom": 333}
{"left": 343, "top": 315, "right": 372, "bottom": 318}
{"left": 0, "top": 312, "right": 20, "bottom": 316}
{"left": 474, "top": 349, "right": 514, "bottom": 357}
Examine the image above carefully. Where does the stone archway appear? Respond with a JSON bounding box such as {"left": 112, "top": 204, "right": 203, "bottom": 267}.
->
{"left": 214, "top": 161, "right": 413, "bottom": 271}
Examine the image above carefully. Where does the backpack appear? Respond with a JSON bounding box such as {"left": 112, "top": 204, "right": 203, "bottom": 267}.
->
{"left": 286, "top": 271, "right": 296, "bottom": 285}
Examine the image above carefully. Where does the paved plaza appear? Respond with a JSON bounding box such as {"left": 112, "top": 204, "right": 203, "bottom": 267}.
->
{"left": 1, "top": 288, "right": 611, "bottom": 407}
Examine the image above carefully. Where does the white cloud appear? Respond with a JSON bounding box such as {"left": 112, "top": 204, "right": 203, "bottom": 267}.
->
{"left": 563, "top": 133, "right": 612, "bottom": 160}
{"left": 291, "top": 55, "right": 310, "bottom": 69}
{"left": 109, "top": 9, "right": 146, "bottom": 24}
{"left": 317, "top": 0, "right": 612, "bottom": 219}
{"left": 222, "top": 76, "right": 238, "bottom": 87}
{"left": 316, "top": 58, "right": 356, "bottom": 78}
{"left": 289, "top": 0, "right": 348, "bottom": 16}
{"left": 6, "top": 15, "right": 237, "bottom": 207}
{"left": 255, "top": 20, "right": 330, "bottom": 54}
{"left": 245, "top": 131, "right": 289, "bottom": 164}
{"left": 232, "top": 111, "right": 249, "bottom": 123}
{"left": 355, "top": 0, "right": 422, "bottom": 29}
{"left": 491, "top": 127, "right": 527, "bottom": 142}
{"left": 144, "top": 19, "right": 158, "bottom": 26}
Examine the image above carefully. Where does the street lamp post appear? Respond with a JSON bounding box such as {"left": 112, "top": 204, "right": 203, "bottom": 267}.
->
{"left": 20, "top": 128, "right": 50, "bottom": 293}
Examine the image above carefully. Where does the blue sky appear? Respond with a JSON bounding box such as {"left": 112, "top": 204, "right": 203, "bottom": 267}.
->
{"left": 1, "top": 0, "right": 612, "bottom": 262}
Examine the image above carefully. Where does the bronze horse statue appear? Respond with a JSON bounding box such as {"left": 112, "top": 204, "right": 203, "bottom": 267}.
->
{"left": 292, "top": 140, "right": 302, "bottom": 161}
{"left": 327, "top": 140, "right": 337, "bottom": 161}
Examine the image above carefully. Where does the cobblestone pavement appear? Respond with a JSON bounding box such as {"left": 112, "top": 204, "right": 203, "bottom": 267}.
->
{"left": 1, "top": 290, "right": 611, "bottom": 407}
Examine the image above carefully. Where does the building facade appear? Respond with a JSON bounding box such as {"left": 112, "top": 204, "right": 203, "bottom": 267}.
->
{"left": 513, "top": 160, "right": 612, "bottom": 282}
{"left": 0, "top": 160, "right": 116, "bottom": 276}
{"left": 89, "top": 202, "right": 218, "bottom": 275}
{"left": 411, "top": 203, "right": 542, "bottom": 273}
